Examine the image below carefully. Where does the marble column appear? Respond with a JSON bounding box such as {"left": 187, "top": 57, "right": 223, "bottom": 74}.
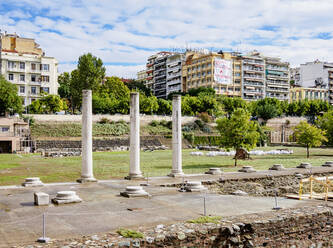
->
{"left": 169, "top": 95, "right": 184, "bottom": 177}
{"left": 127, "top": 92, "right": 143, "bottom": 179}
{"left": 77, "top": 90, "right": 97, "bottom": 183}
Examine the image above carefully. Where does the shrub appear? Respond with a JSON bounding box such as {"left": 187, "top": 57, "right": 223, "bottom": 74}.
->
{"left": 187, "top": 216, "right": 221, "bottom": 224}
{"left": 98, "top": 117, "right": 110, "bottom": 124}
{"left": 197, "top": 112, "right": 212, "bottom": 123}
{"left": 183, "top": 132, "right": 195, "bottom": 145}
{"left": 117, "top": 228, "right": 144, "bottom": 238}
{"left": 150, "top": 120, "right": 159, "bottom": 127}
{"left": 194, "top": 119, "right": 205, "bottom": 129}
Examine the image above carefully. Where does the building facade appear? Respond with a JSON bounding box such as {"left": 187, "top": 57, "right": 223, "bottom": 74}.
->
{"left": 166, "top": 53, "right": 184, "bottom": 96}
{"left": 0, "top": 33, "right": 58, "bottom": 106}
{"left": 241, "top": 52, "right": 265, "bottom": 100}
{"left": 290, "top": 86, "right": 328, "bottom": 102}
{"left": 136, "top": 69, "right": 146, "bottom": 83}
{"left": 182, "top": 51, "right": 241, "bottom": 97}
{"left": 265, "top": 57, "right": 289, "bottom": 101}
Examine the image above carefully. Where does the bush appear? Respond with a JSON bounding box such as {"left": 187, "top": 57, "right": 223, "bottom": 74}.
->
{"left": 98, "top": 117, "right": 111, "bottom": 124}
{"left": 117, "top": 228, "right": 144, "bottom": 238}
{"left": 197, "top": 112, "right": 212, "bottom": 123}
{"left": 187, "top": 216, "right": 221, "bottom": 224}
{"left": 150, "top": 120, "right": 159, "bottom": 127}
{"left": 194, "top": 136, "right": 222, "bottom": 146}
{"left": 183, "top": 132, "right": 194, "bottom": 145}
{"left": 194, "top": 119, "right": 205, "bottom": 129}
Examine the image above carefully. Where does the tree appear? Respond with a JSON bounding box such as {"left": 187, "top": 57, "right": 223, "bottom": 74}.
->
{"left": 157, "top": 98, "right": 172, "bottom": 115}
{"left": 58, "top": 72, "right": 71, "bottom": 100}
{"left": 293, "top": 121, "right": 327, "bottom": 158}
{"left": 140, "top": 94, "right": 159, "bottom": 114}
{"left": 188, "top": 87, "right": 215, "bottom": 97}
{"left": 216, "top": 108, "right": 260, "bottom": 166}
{"left": 252, "top": 98, "right": 282, "bottom": 121}
{"left": 218, "top": 96, "right": 248, "bottom": 117}
{"left": 125, "top": 80, "right": 152, "bottom": 96}
{"left": 317, "top": 110, "right": 333, "bottom": 145}
{"left": 70, "top": 53, "right": 106, "bottom": 111}
{"left": 28, "top": 94, "right": 67, "bottom": 114}
{"left": 0, "top": 75, "right": 23, "bottom": 115}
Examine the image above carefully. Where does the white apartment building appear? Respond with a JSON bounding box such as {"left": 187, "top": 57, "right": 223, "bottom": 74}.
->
{"left": 166, "top": 53, "right": 184, "bottom": 96}
{"left": 242, "top": 52, "right": 265, "bottom": 100}
{"left": 0, "top": 33, "right": 58, "bottom": 106}
{"left": 298, "top": 60, "right": 333, "bottom": 89}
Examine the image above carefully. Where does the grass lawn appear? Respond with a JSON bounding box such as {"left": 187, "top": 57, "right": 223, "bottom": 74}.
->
{"left": 0, "top": 146, "right": 333, "bottom": 186}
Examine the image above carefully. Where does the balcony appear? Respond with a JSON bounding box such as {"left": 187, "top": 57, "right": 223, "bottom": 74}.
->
{"left": 243, "top": 59, "right": 264, "bottom": 65}
{"left": 7, "top": 66, "right": 26, "bottom": 73}
{"left": 243, "top": 74, "right": 264, "bottom": 80}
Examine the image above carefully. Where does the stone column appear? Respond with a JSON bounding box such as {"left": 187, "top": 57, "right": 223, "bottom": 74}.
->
{"left": 169, "top": 95, "right": 184, "bottom": 177}
{"left": 77, "top": 90, "right": 97, "bottom": 183}
{"left": 127, "top": 92, "right": 143, "bottom": 179}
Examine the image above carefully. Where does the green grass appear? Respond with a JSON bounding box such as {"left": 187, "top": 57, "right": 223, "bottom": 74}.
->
{"left": 117, "top": 228, "right": 144, "bottom": 238}
{"left": 0, "top": 146, "right": 333, "bottom": 186}
{"left": 187, "top": 216, "right": 222, "bottom": 224}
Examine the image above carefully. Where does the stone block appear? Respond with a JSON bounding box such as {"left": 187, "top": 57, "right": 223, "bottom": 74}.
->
{"left": 297, "top": 162, "right": 312, "bottom": 169}
{"left": 269, "top": 164, "right": 285, "bottom": 171}
{"left": 120, "top": 186, "right": 150, "bottom": 198}
{"left": 322, "top": 161, "right": 333, "bottom": 167}
{"left": 34, "top": 192, "right": 49, "bottom": 206}
{"left": 22, "top": 177, "right": 44, "bottom": 187}
{"left": 184, "top": 181, "right": 207, "bottom": 192}
{"left": 238, "top": 166, "right": 256, "bottom": 173}
{"left": 52, "top": 191, "right": 82, "bottom": 205}
{"left": 205, "top": 167, "right": 222, "bottom": 175}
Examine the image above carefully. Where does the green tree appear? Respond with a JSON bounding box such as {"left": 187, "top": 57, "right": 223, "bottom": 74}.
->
{"left": 0, "top": 76, "right": 23, "bottom": 115}
{"left": 157, "top": 98, "right": 172, "bottom": 115}
{"left": 58, "top": 72, "right": 71, "bottom": 100}
{"left": 70, "top": 53, "right": 106, "bottom": 111}
{"left": 293, "top": 121, "right": 327, "bottom": 158}
{"left": 253, "top": 98, "right": 282, "bottom": 121}
{"left": 218, "top": 96, "right": 248, "bottom": 117}
{"left": 317, "top": 110, "right": 333, "bottom": 145}
{"left": 216, "top": 108, "right": 260, "bottom": 166}
{"left": 140, "top": 94, "right": 159, "bottom": 114}
{"left": 125, "top": 80, "right": 152, "bottom": 96}
{"left": 29, "top": 94, "right": 67, "bottom": 114}
{"left": 188, "top": 87, "right": 215, "bottom": 97}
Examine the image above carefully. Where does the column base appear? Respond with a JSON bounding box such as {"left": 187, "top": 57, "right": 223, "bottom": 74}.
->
{"left": 168, "top": 171, "right": 184, "bottom": 177}
{"left": 77, "top": 177, "right": 97, "bottom": 183}
{"left": 125, "top": 173, "right": 144, "bottom": 180}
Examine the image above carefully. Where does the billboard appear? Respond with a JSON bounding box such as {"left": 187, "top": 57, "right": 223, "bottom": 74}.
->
{"left": 214, "top": 58, "right": 232, "bottom": 84}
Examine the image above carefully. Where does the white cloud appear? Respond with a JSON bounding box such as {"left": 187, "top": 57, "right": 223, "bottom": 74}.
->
{"left": 2, "top": 0, "right": 333, "bottom": 77}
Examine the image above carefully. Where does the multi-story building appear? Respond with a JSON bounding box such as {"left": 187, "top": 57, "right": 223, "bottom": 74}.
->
{"left": 290, "top": 86, "right": 328, "bottom": 102}
{"left": 265, "top": 57, "right": 289, "bottom": 101}
{"left": 143, "top": 51, "right": 173, "bottom": 99}
{"left": 136, "top": 69, "right": 146, "bottom": 83}
{"left": 145, "top": 54, "right": 156, "bottom": 90}
{"left": 182, "top": 51, "right": 240, "bottom": 96}
{"left": 328, "top": 70, "right": 333, "bottom": 104}
{"left": 0, "top": 33, "right": 58, "bottom": 106}
{"left": 241, "top": 52, "right": 265, "bottom": 100}
{"left": 298, "top": 60, "right": 333, "bottom": 89}
{"left": 166, "top": 53, "right": 184, "bottom": 96}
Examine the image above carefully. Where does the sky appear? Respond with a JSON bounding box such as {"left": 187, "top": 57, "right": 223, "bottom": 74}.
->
{"left": 1, "top": 0, "right": 333, "bottom": 78}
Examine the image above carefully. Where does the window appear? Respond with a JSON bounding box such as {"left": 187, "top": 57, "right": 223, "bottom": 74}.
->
{"left": 8, "top": 61, "right": 15, "bottom": 68}
{"left": 31, "top": 86, "right": 37, "bottom": 95}
{"left": 31, "top": 63, "right": 36, "bottom": 70}
{"left": 20, "top": 62, "right": 25, "bottom": 69}
{"left": 8, "top": 74, "right": 14, "bottom": 81}
{"left": 41, "top": 76, "right": 49, "bottom": 82}
{"left": 20, "top": 86, "right": 25, "bottom": 93}
{"left": 235, "top": 73, "right": 241, "bottom": 76}
{"left": 31, "top": 75, "right": 36, "bottom": 82}
{"left": 41, "top": 87, "right": 49, "bottom": 93}
{"left": 0, "top": 126, "right": 9, "bottom": 132}
{"left": 20, "top": 74, "right": 25, "bottom": 82}
{"left": 40, "top": 64, "right": 50, "bottom": 71}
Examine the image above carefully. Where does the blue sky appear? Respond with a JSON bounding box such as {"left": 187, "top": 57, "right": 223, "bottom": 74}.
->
{"left": 1, "top": 0, "right": 333, "bottom": 78}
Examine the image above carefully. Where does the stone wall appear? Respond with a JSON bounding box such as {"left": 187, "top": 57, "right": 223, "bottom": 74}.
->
{"left": 33, "top": 206, "right": 333, "bottom": 247}
{"left": 35, "top": 137, "right": 165, "bottom": 152}
{"left": 24, "top": 114, "right": 196, "bottom": 125}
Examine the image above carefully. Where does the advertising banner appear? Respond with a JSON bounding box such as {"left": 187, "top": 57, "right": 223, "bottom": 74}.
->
{"left": 214, "top": 58, "right": 232, "bottom": 84}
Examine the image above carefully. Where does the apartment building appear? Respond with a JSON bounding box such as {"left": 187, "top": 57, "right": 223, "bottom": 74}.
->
{"left": 290, "top": 86, "right": 328, "bottom": 102}
{"left": 182, "top": 51, "right": 241, "bottom": 96}
{"left": 145, "top": 54, "right": 156, "bottom": 90}
{"left": 137, "top": 69, "right": 146, "bottom": 83}
{"left": 328, "top": 70, "right": 333, "bottom": 104}
{"left": 241, "top": 52, "right": 265, "bottom": 100}
{"left": 0, "top": 33, "right": 58, "bottom": 106}
{"left": 166, "top": 53, "right": 184, "bottom": 96}
{"left": 265, "top": 57, "right": 289, "bottom": 101}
